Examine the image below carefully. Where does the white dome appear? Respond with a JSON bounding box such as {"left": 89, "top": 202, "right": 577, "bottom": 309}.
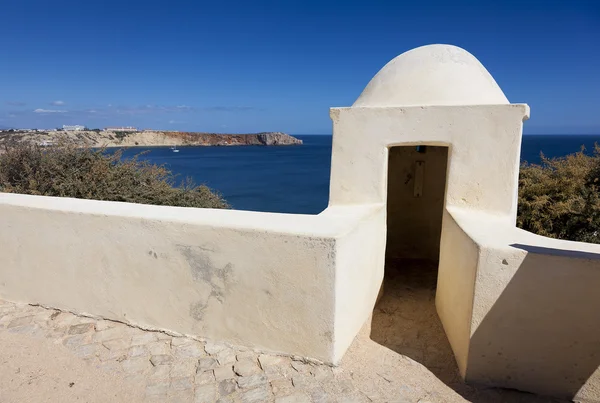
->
{"left": 353, "top": 44, "right": 509, "bottom": 107}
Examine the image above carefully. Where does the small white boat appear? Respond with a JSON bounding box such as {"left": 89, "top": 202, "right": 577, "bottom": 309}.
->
{"left": 171, "top": 145, "right": 180, "bottom": 153}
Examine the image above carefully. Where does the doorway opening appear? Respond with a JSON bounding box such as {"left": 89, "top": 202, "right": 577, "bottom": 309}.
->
{"left": 370, "top": 145, "right": 460, "bottom": 384}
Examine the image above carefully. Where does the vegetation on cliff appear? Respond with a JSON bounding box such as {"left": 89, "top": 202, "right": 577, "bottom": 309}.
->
{"left": 518, "top": 145, "right": 600, "bottom": 244}
{"left": 0, "top": 143, "right": 228, "bottom": 209}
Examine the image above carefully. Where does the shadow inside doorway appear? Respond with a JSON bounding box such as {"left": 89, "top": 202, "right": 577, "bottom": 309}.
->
{"left": 370, "top": 258, "right": 463, "bottom": 386}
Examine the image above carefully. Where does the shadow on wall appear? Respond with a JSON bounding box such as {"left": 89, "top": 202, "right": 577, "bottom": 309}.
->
{"left": 370, "top": 257, "right": 575, "bottom": 403}
{"left": 468, "top": 244, "right": 600, "bottom": 400}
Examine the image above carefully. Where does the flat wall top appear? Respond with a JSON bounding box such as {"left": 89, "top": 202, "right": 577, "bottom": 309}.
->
{"left": 353, "top": 44, "right": 509, "bottom": 107}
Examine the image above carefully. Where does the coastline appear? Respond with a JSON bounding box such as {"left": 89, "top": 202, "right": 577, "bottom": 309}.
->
{"left": 0, "top": 130, "right": 303, "bottom": 148}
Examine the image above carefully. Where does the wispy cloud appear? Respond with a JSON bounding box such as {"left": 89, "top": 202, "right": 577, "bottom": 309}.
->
{"left": 111, "top": 104, "right": 261, "bottom": 115}
{"left": 203, "top": 106, "right": 259, "bottom": 112}
{"left": 50, "top": 100, "right": 65, "bottom": 106}
{"left": 34, "top": 108, "right": 68, "bottom": 114}
{"left": 6, "top": 101, "right": 26, "bottom": 106}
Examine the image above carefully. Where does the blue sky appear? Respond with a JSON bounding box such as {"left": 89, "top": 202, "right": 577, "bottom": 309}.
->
{"left": 1, "top": 0, "right": 598, "bottom": 134}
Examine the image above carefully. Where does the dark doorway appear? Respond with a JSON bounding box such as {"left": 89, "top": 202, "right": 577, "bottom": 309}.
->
{"left": 371, "top": 145, "right": 460, "bottom": 385}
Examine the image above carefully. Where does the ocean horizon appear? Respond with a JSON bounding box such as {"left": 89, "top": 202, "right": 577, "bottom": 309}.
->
{"left": 120, "top": 134, "right": 600, "bottom": 214}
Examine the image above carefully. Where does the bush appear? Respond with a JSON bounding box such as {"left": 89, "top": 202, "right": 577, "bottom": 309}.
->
{"left": 0, "top": 142, "right": 229, "bottom": 209}
{"left": 115, "top": 131, "right": 135, "bottom": 140}
{"left": 518, "top": 145, "right": 600, "bottom": 243}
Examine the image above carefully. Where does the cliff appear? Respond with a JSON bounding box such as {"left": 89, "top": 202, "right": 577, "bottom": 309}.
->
{"left": 0, "top": 130, "right": 303, "bottom": 147}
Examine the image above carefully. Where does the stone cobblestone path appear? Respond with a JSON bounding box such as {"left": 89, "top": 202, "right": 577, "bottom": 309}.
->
{"left": 0, "top": 299, "right": 567, "bottom": 402}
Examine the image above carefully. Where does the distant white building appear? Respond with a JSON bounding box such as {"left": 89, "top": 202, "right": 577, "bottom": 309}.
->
{"left": 105, "top": 126, "right": 137, "bottom": 132}
{"left": 63, "top": 125, "right": 85, "bottom": 131}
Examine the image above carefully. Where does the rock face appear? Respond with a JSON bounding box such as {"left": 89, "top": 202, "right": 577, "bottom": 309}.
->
{"left": 0, "top": 130, "right": 303, "bottom": 148}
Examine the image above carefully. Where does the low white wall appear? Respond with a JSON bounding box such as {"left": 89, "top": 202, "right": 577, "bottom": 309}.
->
{"left": 0, "top": 193, "right": 377, "bottom": 362}
{"left": 448, "top": 207, "right": 600, "bottom": 401}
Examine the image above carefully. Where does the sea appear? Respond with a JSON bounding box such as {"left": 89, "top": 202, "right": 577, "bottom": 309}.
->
{"left": 119, "top": 134, "right": 600, "bottom": 215}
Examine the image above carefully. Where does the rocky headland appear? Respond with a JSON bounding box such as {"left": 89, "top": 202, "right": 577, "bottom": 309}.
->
{"left": 0, "top": 130, "right": 302, "bottom": 148}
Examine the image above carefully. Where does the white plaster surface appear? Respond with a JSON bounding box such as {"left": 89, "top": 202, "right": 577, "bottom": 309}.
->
{"left": 353, "top": 45, "right": 509, "bottom": 107}
{"left": 0, "top": 192, "right": 381, "bottom": 363}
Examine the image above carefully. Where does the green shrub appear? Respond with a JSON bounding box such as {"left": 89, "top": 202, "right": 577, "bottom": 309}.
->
{"left": 115, "top": 131, "right": 135, "bottom": 140}
{"left": 0, "top": 142, "right": 228, "bottom": 209}
{"left": 518, "top": 145, "right": 600, "bottom": 243}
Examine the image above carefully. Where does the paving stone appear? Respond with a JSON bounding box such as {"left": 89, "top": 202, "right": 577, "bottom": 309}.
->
{"left": 198, "top": 357, "right": 218, "bottom": 372}
{"left": 93, "top": 326, "right": 129, "bottom": 342}
{"left": 237, "top": 373, "right": 268, "bottom": 389}
{"left": 45, "top": 325, "right": 68, "bottom": 339}
{"left": 333, "top": 377, "right": 355, "bottom": 395}
{"left": 291, "top": 375, "right": 312, "bottom": 389}
{"left": 271, "top": 378, "right": 294, "bottom": 396}
{"left": 168, "top": 389, "right": 195, "bottom": 402}
{"left": 205, "top": 340, "right": 226, "bottom": 355}
{"left": 195, "top": 384, "right": 217, "bottom": 403}
{"left": 214, "top": 365, "right": 236, "bottom": 381}
{"left": 122, "top": 373, "right": 147, "bottom": 385}
{"left": 130, "top": 332, "right": 158, "bottom": 345}
{"left": 264, "top": 364, "right": 286, "bottom": 381}
{"left": 174, "top": 341, "right": 206, "bottom": 359}
{"left": 258, "top": 354, "right": 288, "bottom": 368}
{"left": 147, "top": 340, "right": 171, "bottom": 355}
{"left": 102, "top": 337, "right": 131, "bottom": 351}
{"left": 95, "top": 320, "right": 115, "bottom": 331}
{"left": 234, "top": 359, "right": 261, "bottom": 377}
{"left": 307, "top": 386, "right": 330, "bottom": 403}
{"left": 72, "top": 343, "right": 100, "bottom": 359}
{"left": 237, "top": 350, "right": 257, "bottom": 361}
{"left": 337, "top": 392, "right": 371, "bottom": 403}
{"left": 50, "top": 312, "right": 77, "bottom": 327}
{"left": 195, "top": 369, "right": 216, "bottom": 385}
{"left": 8, "top": 324, "right": 43, "bottom": 336}
{"left": 291, "top": 361, "right": 311, "bottom": 374}
{"left": 240, "top": 385, "right": 272, "bottom": 403}
{"left": 121, "top": 356, "right": 151, "bottom": 374}
{"left": 332, "top": 366, "right": 345, "bottom": 376}
{"left": 63, "top": 334, "right": 88, "bottom": 348}
{"left": 156, "top": 333, "right": 173, "bottom": 341}
{"left": 150, "top": 354, "right": 173, "bottom": 366}
{"left": 128, "top": 345, "right": 147, "bottom": 358}
{"left": 98, "top": 346, "right": 127, "bottom": 362}
{"left": 97, "top": 360, "right": 123, "bottom": 374}
{"left": 32, "top": 310, "right": 56, "bottom": 324}
{"left": 171, "top": 336, "right": 193, "bottom": 347}
{"left": 358, "top": 381, "right": 383, "bottom": 402}
{"left": 219, "top": 378, "right": 238, "bottom": 396}
{"left": 275, "top": 392, "right": 312, "bottom": 403}
{"left": 311, "top": 365, "right": 334, "bottom": 382}
{"left": 68, "top": 323, "right": 95, "bottom": 335}
{"left": 171, "top": 359, "right": 198, "bottom": 378}
{"left": 148, "top": 364, "right": 171, "bottom": 380}
{"left": 146, "top": 382, "right": 170, "bottom": 398}
{"left": 216, "top": 347, "right": 237, "bottom": 365}
{"left": 69, "top": 316, "right": 97, "bottom": 325}
{"left": 171, "top": 377, "right": 194, "bottom": 391}
{"left": 7, "top": 315, "right": 33, "bottom": 328}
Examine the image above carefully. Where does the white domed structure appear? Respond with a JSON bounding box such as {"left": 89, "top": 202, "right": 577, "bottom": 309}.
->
{"left": 353, "top": 44, "right": 509, "bottom": 107}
